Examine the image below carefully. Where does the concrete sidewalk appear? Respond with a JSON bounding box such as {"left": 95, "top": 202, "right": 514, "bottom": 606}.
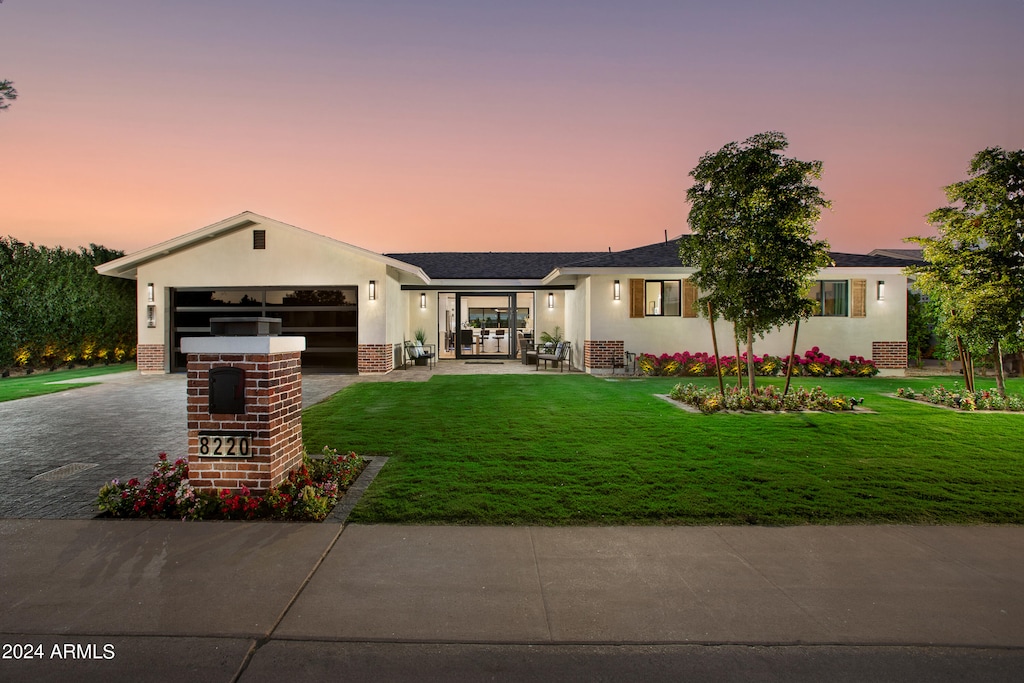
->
{"left": 1, "top": 522, "right": 1022, "bottom": 681}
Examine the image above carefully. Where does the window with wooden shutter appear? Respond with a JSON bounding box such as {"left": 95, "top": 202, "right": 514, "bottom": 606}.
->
{"left": 682, "top": 279, "right": 698, "bottom": 318}
{"left": 629, "top": 279, "right": 645, "bottom": 318}
{"left": 851, "top": 279, "right": 866, "bottom": 317}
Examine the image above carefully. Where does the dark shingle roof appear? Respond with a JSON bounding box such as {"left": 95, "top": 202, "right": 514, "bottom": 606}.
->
{"left": 387, "top": 241, "right": 914, "bottom": 279}
{"left": 868, "top": 248, "right": 924, "bottom": 262}
{"left": 384, "top": 251, "right": 603, "bottom": 279}
{"left": 559, "top": 240, "right": 684, "bottom": 268}
{"left": 830, "top": 252, "right": 919, "bottom": 267}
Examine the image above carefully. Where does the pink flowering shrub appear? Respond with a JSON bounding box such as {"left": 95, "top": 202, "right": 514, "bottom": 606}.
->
{"left": 637, "top": 348, "right": 878, "bottom": 378}
{"left": 97, "top": 447, "right": 365, "bottom": 521}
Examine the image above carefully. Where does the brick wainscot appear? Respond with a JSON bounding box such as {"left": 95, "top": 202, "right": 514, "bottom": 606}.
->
{"left": 181, "top": 336, "right": 306, "bottom": 493}
{"left": 585, "top": 340, "right": 625, "bottom": 373}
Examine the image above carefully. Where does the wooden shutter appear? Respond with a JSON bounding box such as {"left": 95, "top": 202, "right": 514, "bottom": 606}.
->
{"left": 682, "top": 279, "right": 698, "bottom": 318}
{"left": 851, "top": 279, "right": 866, "bottom": 317}
{"left": 629, "top": 279, "right": 645, "bottom": 318}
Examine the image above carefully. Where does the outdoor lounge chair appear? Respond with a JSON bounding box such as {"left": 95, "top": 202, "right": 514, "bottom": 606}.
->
{"left": 403, "top": 340, "right": 436, "bottom": 369}
{"left": 536, "top": 341, "right": 570, "bottom": 372}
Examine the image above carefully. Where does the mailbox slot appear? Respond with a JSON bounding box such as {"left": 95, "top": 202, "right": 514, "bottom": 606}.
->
{"left": 209, "top": 367, "right": 246, "bottom": 414}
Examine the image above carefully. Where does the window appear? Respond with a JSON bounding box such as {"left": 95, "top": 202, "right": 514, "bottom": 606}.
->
{"left": 630, "top": 280, "right": 682, "bottom": 317}
{"left": 811, "top": 280, "right": 849, "bottom": 316}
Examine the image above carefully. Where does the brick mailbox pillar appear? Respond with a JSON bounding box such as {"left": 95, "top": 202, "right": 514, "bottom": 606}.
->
{"left": 181, "top": 318, "right": 305, "bottom": 494}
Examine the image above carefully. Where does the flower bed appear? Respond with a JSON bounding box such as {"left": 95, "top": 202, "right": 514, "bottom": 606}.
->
{"left": 895, "top": 385, "right": 1024, "bottom": 412}
{"left": 96, "top": 447, "right": 365, "bottom": 521}
{"left": 637, "top": 347, "right": 878, "bottom": 378}
{"left": 669, "top": 383, "right": 863, "bottom": 414}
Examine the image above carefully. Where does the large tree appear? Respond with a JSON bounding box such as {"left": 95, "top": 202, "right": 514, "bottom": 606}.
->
{"left": 681, "top": 131, "right": 832, "bottom": 393}
{"left": 0, "top": 80, "right": 16, "bottom": 112}
{"left": 906, "top": 146, "right": 1024, "bottom": 396}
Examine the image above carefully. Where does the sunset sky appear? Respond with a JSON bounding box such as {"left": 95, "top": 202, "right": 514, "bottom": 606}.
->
{"left": 3, "top": 1, "right": 1022, "bottom": 257}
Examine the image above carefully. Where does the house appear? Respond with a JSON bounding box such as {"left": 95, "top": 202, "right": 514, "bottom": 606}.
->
{"left": 96, "top": 211, "right": 914, "bottom": 375}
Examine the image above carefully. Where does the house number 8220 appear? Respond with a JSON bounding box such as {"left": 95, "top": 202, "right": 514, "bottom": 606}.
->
{"left": 198, "top": 433, "right": 251, "bottom": 457}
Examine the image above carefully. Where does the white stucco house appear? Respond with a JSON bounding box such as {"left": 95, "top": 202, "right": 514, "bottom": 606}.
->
{"left": 96, "top": 211, "right": 912, "bottom": 375}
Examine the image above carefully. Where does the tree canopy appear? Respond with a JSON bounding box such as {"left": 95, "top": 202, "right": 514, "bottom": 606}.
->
{"left": 0, "top": 80, "right": 16, "bottom": 112}
{"left": 681, "top": 131, "right": 832, "bottom": 392}
{"left": 906, "top": 146, "right": 1024, "bottom": 394}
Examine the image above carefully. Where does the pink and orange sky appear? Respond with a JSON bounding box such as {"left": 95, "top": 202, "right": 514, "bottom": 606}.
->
{"left": 3, "top": 1, "right": 1022, "bottom": 256}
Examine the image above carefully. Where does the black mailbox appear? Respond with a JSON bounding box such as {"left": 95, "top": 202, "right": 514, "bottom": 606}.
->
{"left": 209, "top": 367, "right": 246, "bottom": 414}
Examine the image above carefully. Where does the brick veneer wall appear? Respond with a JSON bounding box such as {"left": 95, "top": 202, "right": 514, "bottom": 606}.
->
{"left": 872, "top": 341, "right": 908, "bottom": 369}
{"left": 185, "top": 351, "right": 304, "bottom": 493}
{"left": 585, "top": 340, "right": 625, "bottom": 371}
{"left": 137, "top": 343, "right": 165, "bottom": 373}
{"left": 358, "top": 343, "right": 394, "bottom": 374}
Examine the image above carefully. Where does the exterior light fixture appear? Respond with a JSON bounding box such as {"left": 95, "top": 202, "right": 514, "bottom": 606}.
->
{"left": 420, "top": 292, "right": 427, "bottom": 309}
{"left": 877, "top": 281, "right": 885, "bottom": 301}
{"left": 613, "top": 280, "right": 620, "bottom": 300}
{"left": 547, "top": 292, "right": 554, "bottom": 309}
{"left": 147, "top": 283, "right": 154, "bottom": 303}
{"left": 368, "top": 280, "right": 376, "bottom": 300}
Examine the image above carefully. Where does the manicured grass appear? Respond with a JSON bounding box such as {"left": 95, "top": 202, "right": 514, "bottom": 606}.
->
{"left": 0, "top": 363, "right": 136, "bottom": 402}
{"left": 302, "top": 374, "right": 1024, "bottom": 525}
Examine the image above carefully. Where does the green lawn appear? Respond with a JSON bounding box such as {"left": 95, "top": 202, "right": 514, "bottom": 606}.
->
{"left": 0, "top": 363, "right": 137, "bottom": 402}
{"left": 302, "top": 374, "right": 1024, "bottom": 525}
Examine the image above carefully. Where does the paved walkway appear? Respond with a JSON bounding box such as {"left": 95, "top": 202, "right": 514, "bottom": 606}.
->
{"left": 0, "top": 361, "right": 544, "bottom": 519}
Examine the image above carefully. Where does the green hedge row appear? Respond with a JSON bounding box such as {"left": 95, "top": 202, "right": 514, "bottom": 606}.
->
{"left": 0, "top": 237, "right": 136, "bottom": 369}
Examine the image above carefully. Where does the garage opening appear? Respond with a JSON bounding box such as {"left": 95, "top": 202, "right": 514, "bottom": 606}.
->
{"left": 170, "top": 287, "right": 357, "bottom": 373}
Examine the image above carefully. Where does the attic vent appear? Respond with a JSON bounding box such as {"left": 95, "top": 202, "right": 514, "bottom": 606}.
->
{"left": 253, "top": 230, "right": 266, "bottom": 250}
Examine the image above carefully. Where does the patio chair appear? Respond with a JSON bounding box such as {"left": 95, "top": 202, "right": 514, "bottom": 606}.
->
{"left": 517, "top": 331, "right": 537, "bottom": 365}
{"left": 403, "top": 340, "right": 436, "bottom": 369}
{"left": 536, "top": 341, "right": 571, "bottom": 372}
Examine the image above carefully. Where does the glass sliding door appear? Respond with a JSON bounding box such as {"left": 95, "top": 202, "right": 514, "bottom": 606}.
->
{"left": 454, "top": 292, "right": 534, "bottom": 359}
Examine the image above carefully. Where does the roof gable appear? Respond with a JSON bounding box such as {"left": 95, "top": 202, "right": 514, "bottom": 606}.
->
{"left": 97, "top": 211, "right": 428, "bottom": 282}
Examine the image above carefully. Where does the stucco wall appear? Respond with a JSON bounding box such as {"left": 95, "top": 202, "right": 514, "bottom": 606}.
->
{"left": 586, "top": 270, "right": 908, "bottom": 364}
{"left": 134, "top": 222, "right": 393, "bottom": 361}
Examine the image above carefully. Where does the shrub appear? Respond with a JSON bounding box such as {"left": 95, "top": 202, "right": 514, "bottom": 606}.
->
{"left": 669, "top": 383, "right": 860, "bottom": 413}
{"left": 638, "top": 348, "right": 877, "bottom": 378}
{"left": 96, "top": 447, "right": 365, "bottom": 521}
{"left": 896, "top": 383, "right": 1024, "bottom": 412}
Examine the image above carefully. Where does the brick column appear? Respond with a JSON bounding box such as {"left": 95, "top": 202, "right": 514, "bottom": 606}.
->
{"left": 137, "top": 343, "right": 165, "bottom": 373}
{"left": 358, "top": 343, "right": 394, "bottom": 374}
{"left": 871, "top": 341, "right": 908, "bottom": 369}
{"left": 181, "top": 336, "right": 305, "bottom": 493}
{"left": 585, "top": 340, "right": 625, "bottom": 373}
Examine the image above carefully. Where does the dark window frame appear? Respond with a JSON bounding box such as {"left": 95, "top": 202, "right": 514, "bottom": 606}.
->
{"left": 811, "top": 280, "right": 849, "bottom": 317}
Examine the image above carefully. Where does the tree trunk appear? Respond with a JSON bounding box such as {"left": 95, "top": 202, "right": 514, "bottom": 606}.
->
{"left": 709, "top": 303, "right": 725, "bottom": 397}
{"left": 746, "top": 325, "right": 756, "bottom": 393}
{"left": 734, "top": 326, "right": 742, "bottom": 391}
{"left": 955, "top": 335, "right": 973, "bottom": 392}
{"left": 993, "top": 339, "right": 1006, "bottom": 397}
{"left": 783, "top": 319, "right": 800, "bottom": 397}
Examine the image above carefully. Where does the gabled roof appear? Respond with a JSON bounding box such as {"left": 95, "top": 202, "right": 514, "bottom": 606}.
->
{"left": 558, "top": 239, "right": 684, "bottom": 268}
{"left": 831, "top": 252, "right": 919, "bottom": 267}
{"left": 868, "top": 248, "right": 924, "bottom": 262}
{"left": 96, "top": 211, "right": 429, "bottom": 282}
{"left": 384, "top": 251, "right": 604, "bottom": 279}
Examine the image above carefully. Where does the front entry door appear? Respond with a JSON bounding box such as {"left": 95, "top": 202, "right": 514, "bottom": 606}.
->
{"left": 454, "top": 293, "right": 525, "bottom": 360}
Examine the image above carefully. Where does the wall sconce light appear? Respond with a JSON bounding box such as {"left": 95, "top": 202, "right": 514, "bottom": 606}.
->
{"left": 146, "top": 305, "right": 156, "bottom": 328}
{"left": 547, "top": 292, "right": 554, "bottom": 309}
{"left": 877, "top": 280, "right": 885, "bottom": 301}
{"left": 420, "top": 292, "right": 427, "bottom": 309}
{"left": 147, "top": 283, "right": 154, "bottom": 303}
{"left": 368, "top": 280, "right": 376, "bottom": 300}
{"left": 613, "top": 280, "right": 620, "bottom": 300}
